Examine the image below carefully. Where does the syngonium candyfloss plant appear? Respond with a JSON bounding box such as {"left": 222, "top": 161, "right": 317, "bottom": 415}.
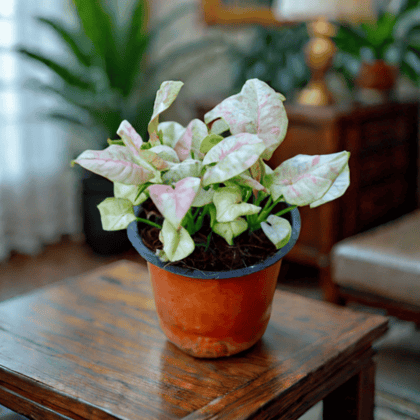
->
{"left": 72, "top": 79, "right": 350, "bottom": 263}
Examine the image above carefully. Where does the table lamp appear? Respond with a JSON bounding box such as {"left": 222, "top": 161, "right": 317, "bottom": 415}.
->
{"left": 272, "top": 0, "right": 374, "bottom": 106}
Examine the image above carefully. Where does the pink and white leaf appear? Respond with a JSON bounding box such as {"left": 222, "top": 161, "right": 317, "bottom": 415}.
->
{"left": 229, "top": 173, "right": 267, "bottom": 193}
{"left": 72, "top": 145, "right": 154, "bottom": 185}
{"left": 158, "top": 121, "right": 185, "bottom": 148}
{"left": 148, "top": 81, "right": 184, "bottom": 144}
{"left": 268, "top": 152, "right": 350, "bottom": 206}
{"left": 148, "top": 177, "right": 201, "bottom": 229}
{"left": 117, "top": 120, "right": 143, "bottom": 156}
{"left": 204, "top": 79, "right": 288, "bottom": 160}
{"left": 97, "top": 198, "right": 136, "bottom": 231}
{"left": 175, "top": 119, "right": 208, "bottom": 161}
{"left": 202, "top": 134, "right": 265, "bottom": 186}
{"left": 212, "top": 218, "right": 248, "bottom": 245}
{"left": 310, "top": 164, "right": 350, "bottom": 208}
{"left": 159, "top": 219, "right": 195, "bottom": 262}
{"left": 261, "top": 215, "right": 292, "bottom": 249}
{"left": 213, "top": 186, "right": 261, "bottom": 223}
{"left": 162, "top": 159, "right": 203, "bottom": 184}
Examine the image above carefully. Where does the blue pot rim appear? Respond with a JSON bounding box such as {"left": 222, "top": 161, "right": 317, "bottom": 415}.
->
{"left": 127, "top": 205, "right": 301, "bottom": 279}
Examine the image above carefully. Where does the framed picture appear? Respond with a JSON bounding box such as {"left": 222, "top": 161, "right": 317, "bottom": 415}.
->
{"left": 202, "top": 0, "right": 286, "bottom": 26}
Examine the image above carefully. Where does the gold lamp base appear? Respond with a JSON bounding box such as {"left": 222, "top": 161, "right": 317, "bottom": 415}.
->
{"left": 297, "top": 18, "right": 336, "bottom": 106}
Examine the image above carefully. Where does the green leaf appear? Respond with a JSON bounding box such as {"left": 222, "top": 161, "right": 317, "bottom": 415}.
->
{"left": 17, "top": 48, "right": 93, "bottom": 90}
{"left": 159, "top": 220, "right": 195, "bottom": 262}
{"left": 261, "top": 215, "right": 292, "bottom": 249}
{"left": 97, "top": 197, "right": 136, "bottom": 231}
{"left": 199, "top": 134, "right": 224, "bottom": 154}
{"left": 36, "top": 17, "right": 92, "bottom": 67}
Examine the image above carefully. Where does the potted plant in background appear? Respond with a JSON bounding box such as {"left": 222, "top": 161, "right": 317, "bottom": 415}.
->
{"left": 17, "top": 0, "right": 228, "bottom": 255}
{"left": 72, "top": 78, "right": 350, "bottom": 358}
{"left": 333, "top": 0, "right": 420, "bottom": 102}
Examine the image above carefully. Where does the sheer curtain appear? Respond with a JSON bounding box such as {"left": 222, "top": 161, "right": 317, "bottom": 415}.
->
{"left": 0, "top": 0, "right": 80, "bottom": 261}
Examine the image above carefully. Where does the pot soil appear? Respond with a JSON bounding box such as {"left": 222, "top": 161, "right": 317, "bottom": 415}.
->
{"left": 127, "top": 205, "right": 300, "bottom": 358}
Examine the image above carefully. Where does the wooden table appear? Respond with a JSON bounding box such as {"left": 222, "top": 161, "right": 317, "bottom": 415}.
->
{"left": 0, "top": 261, "right": 388, "bottom": 420}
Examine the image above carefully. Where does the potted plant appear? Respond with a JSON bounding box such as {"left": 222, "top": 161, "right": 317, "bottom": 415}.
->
{"left": 72, "top": 78, "right": 350, "bottom": 358}
{"left": 333, "top": 0, "right": 420, "bottom": 100}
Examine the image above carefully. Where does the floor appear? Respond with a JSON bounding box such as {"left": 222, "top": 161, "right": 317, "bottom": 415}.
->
{"left": 0, "top": 237, "right": 419, "bottom": 419}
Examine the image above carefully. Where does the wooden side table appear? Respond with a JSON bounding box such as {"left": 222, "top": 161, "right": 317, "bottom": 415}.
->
{"left": 0, "top": 261, "right": 388, "bottom": 419}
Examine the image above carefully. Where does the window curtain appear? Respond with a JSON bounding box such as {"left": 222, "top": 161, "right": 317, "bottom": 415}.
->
{"left": 0, "top": 0, "right": 80, "bottom": 261}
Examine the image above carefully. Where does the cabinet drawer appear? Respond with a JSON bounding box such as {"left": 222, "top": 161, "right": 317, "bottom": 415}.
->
{"left": 361, "top": 116, "right": 407, "bottom": 152}
{"left": 359, "top": 143, "right": 410, "bottom": 186}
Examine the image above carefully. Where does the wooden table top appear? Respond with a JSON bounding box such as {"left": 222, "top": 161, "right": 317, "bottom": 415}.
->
{"left": 0, "top": 261, "right": 388, "bottom": 420}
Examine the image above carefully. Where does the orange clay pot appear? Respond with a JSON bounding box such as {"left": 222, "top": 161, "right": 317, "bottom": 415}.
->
{"left": 127, "top": 206, "right": 300, "bottom": 358}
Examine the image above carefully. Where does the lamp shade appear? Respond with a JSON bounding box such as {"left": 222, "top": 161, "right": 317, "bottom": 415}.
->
{"left": 272, "top": 0, "right": 374, "bottom": 22}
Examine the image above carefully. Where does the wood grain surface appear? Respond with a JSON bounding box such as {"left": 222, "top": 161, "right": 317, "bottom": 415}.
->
{"left": 0, "top": 261, "right": 388, "bottom": 420}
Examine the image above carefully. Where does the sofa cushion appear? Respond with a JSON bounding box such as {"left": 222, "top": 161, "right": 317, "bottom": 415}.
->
{"left": 332, "top": 211, "right": 420, "bottom": 307}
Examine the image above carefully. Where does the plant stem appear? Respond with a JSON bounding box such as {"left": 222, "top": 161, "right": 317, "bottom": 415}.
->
{"left": 136, "top": 217, "right": 162, "bottom": 229}
{"left": 275, "top": 205, "right": 297, "bottom": 217}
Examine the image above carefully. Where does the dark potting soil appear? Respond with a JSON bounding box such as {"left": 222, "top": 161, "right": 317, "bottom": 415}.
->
{"left": 138, "top": 201, "right": 279, "bottom": 271}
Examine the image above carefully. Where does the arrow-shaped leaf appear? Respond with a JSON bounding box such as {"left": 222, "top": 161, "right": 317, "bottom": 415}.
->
{"left": 148, "top": 81, "right": 183, "bottom": 145}
{"left": 97, "top": 198, "right": 136, "bottom": 231}
{"left": 267, "top": 151, "right": 350, "bottom": 206}
{"left": 204, "top": 79, "right": 288, "bottom": 160}
{"left": 213, "top": 186, "right": 261, "bottom": 223}
{"left": 213, "top": 218, "right": 248, "bottom": 245}
{"left": 174, "top": 118, "right": 208, "bottom": 161}
{"left": 261, "top": 215, "right": 292, "bottom": 249}
{"left": 72, "top": 145, "right": 154, "bottom": 185}
{"left": 148, "top": 177, "right": 201, "bottom": 229}
{"left": 117, "top": 120, "right": 143, "bottom": 156}
{"left": 159, "top": 219, "right": 195, "bottom": 262}
{"left": 202, "top": 133, "right": 265, "bottom": 186}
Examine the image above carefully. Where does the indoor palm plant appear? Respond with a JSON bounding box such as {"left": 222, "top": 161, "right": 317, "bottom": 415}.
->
{"left": 73, "top": 79, "right": 350, "bottom": 358}
{"left": 18, "top": 0, "right": 226, "bottom": 254}
{"left": 333, "top": 0, "right": 420, "bottom": 94}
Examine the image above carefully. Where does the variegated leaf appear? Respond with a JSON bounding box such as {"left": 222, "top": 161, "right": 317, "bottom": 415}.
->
{"left": 202, "top": 133, "right": 265, "bottom": 186}
{"left": 310, "top": 164, "right": 350, "bottom": 208}
{"left": 174, "top": 119, "right": 208, "bottom": 161}
{"left": 97, "top": 198, "right": 136, "bottom": 231}
{"left": 148, "top": 81, "right": 184, "bottom": 145}
{"left": 158, "top": 121, "right": 185, "bottom": 148}
{"left": 114, "top": 183, "right": 147, "bottom": 205}
{"left": 213, "top": 186, "right": 261, "bottom": 223}
{"left": 148, "top": 177, "right": 201, "bottom": 229}
{"left": 149, "top": 145, "right": 180, "bottom": 164}
{"left": 117, "top": 120, "right": 143, "bottom": 155}
{"left": 267, "top": 152, "right": 350, "bottom": 206}
{"left": 159, "top": 219, "right": 195, "bottom": 262}
{"left": 72, "top": 145, "right": 154, "bottom": 185}
{"left": 213, "top": 218, "right": 248, "bottom": 245}
{"left": 204, "top": 79, "right": 288, "bottom": 160}
{"left": 162, "top": 160, "right": 203, "bottom": 184}
{"left": 191, "top": 187, "right": 215, "bottom": 207}
{"left": 228, "top": 173, "right": 267, "bottom": 192}
{"left": 261, "top": 215, "right": 292, "bottom": 249}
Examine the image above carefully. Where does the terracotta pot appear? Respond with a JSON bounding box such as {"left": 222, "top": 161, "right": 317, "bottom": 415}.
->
{"left": 355, "top": 60, "right": 398, "bottom": 91}
{"left": 127, "top": 206, "right": 300, "bottom": 358}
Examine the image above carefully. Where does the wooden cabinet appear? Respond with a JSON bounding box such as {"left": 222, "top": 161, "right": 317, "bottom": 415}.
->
{"left": 268, "top": 102, "right": 419, "bottom": 271}
{"left": 195, "top": 100, "right": 419, "bottom": 299}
